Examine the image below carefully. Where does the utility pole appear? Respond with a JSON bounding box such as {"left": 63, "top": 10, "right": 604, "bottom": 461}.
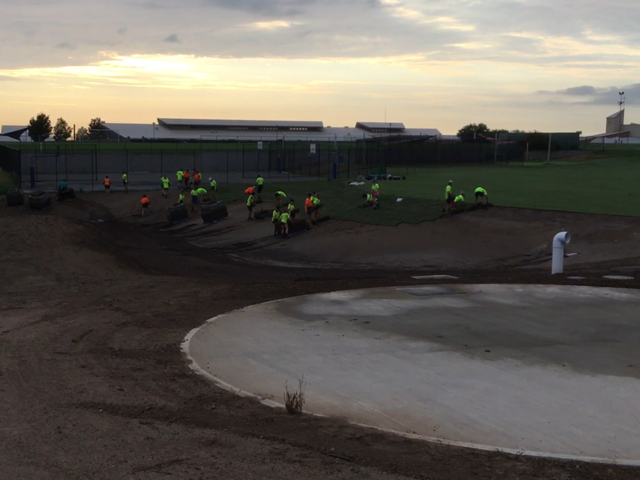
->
{"left": 618, "top": 91, "right": 625, "bottom": 143}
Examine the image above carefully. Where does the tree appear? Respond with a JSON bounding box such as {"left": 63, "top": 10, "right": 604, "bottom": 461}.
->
{"left": 456, "top": 123, "right": 490, "bottom": 139}
{"left": 76, "top": 126, "right": 89, "bottom": 141}
{"left": 89, "top": 117, "right": 106, "bottom": 140}
{"left": 53, "top": 117, "right": 72, "bottom": 142}
{"left": 28, "top": 113, "right": 52, "bottom": 142}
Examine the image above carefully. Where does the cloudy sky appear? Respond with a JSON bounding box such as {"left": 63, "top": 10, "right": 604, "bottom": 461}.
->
{"left": 1, "top": 0, "right": 639, "bottom": 135}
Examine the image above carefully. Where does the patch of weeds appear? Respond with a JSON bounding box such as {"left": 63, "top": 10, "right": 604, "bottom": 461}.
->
{"left": 284, "top": 376, "right": 306, "bottom": 414}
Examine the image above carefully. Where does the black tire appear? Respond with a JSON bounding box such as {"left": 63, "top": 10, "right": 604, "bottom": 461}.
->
{"left": 289, "top": 218, "right": 309, "bottom": 234}
{"left": 253, "top": 209, "right": 270, "bottom": 220}
{"left": 166, "top": 204, "right": 189, "bottom": 224}
{"left": 28, "top": 192, "right": 52, "bottom": 210}
{"left": 315, "top": 215, "right": 330, "bottom": 223}
{"left": 6, "top": 189, "right": 24, "bottom": 207}
{"left": 201, "top": 201, "right": 228, "bottom": 223}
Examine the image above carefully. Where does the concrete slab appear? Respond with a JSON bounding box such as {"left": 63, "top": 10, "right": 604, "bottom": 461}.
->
{"left": 184, "top": 284, "right": 640, "bottom": 464}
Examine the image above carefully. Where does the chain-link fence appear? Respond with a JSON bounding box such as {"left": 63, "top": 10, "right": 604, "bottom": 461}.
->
{"left": 14, "top": 139, "right": 527, "bottom": 191}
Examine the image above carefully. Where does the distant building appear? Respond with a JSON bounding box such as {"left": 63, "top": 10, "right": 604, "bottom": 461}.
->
{"left": 586, "top": 108, "right": 640, "bottom": 143}
{"left": 97, "top": 118, "right": 442, "bottom": 143}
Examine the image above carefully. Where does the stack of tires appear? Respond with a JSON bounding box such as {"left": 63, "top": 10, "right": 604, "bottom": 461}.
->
{"left": 6, "top": 189, "right": 24, "bottom": 207}
{"left": 201, "top": 201, "right": 228, "bottom": 223}
{"left": 166, "top": 203, "right": 189, "bottom": 224}
{"left": 28, "top": 191, "right": 52, "bottom": 210}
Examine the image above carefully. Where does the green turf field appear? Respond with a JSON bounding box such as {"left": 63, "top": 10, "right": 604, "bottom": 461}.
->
{"left": 216, "top": 155, "right": 640, "bottom": 226}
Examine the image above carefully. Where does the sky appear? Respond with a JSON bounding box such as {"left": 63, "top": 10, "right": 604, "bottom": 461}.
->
{"left": 1, "top": 0, "right": 640, "bottom": 135}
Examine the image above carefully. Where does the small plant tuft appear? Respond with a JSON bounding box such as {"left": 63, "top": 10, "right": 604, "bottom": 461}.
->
{"left": 284, "top": 376, "right": 306, "bottom": 414}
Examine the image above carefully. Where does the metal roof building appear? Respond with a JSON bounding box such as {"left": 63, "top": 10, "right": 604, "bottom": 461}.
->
{"left": 99, "top": 118, "right": 441, "bottom": 142}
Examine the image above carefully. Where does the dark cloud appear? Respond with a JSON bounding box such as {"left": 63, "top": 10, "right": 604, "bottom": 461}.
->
{"left": 55, "top": 42, "right": 75, "bottom": 50}
{"left": 538, "top": 83, "right": 640, "bottom": 106}
{"left": 163, "top": 34, "right": 180, "bottom": 43}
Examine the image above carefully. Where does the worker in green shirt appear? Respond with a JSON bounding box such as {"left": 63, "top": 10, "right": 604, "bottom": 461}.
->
{"left": 160, "top": 175, "right": 171, "bottom": 198}
{"left": 279, "top": 210, "right": 291, "bottom": 237}
{"left": 122, "top": 172, "right": 129, "bottom": 193}
{"left": 445, "top": 180, "right": 454, "bottom": 213}
{"left": 287, "top": 198, "right": 297, "bottom": 219}
{"left": 246, "top": 192, "right": 255, "bottom": 220}
{"left": 362, "top": 193, "right": 375, "bottom": 207}
{"left": 274, "top": 190, "right": 286, "bottom": 208}
{"left": 196, "top": 186, "right": 208, "bottom": 203}
{"left": 255, "top": 175, "right": 264, "bottom": 201}
{"left": 176, "top": 170, "right": 184, "bottom": 189}
{"left": 190, "top": 188, "right": 199, "bottom": 213}
{"left": 271, "top": 208, "right": 281, "bottom": 236}
{"left": 475, "top": 187, "right": 488, "bottom": 205}
{"left": 178, "top": 191, "right": 186, "bottom": 204}
{"left": 454, "top": 192, "right": 466, "bottom": 208}
{"left": 371, "top": 181, "right": 379, "bottom": 200}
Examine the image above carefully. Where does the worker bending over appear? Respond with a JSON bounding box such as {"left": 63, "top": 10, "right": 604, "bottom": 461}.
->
{"left": 454, "top": 192, "right": 466, "bottom": 208}
{"left": 140, "top": 194, "right": 150, "bottom": 217}
{"left": 275, "top": 190, "right": 287, "bottom": 208}
{"left": 475, "top": 187, "right": 489, "bottom": 205}
{"left": 190, "top": 187, "right": 200, "bottom": 213}
{"left": 178, "top": 190, "right": 186, "bottom": 204}
{"left": 246, "top": 191, "right": 255, "bottom": 219}
{"left": 363, "top": 193, "right": 376, "bottom": 208}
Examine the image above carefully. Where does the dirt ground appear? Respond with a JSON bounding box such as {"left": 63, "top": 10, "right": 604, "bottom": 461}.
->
{"left": 2, "top": 190, "right": 640, "bottom": 480}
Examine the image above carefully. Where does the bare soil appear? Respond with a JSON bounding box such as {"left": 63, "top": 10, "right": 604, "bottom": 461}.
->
{"left": 1, "top": 190, "right": 640, "bottom": 479}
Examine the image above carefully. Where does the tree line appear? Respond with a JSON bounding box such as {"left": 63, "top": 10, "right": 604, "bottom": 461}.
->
{"left": 26, "top": 113, "right": 105, "bottom": 142}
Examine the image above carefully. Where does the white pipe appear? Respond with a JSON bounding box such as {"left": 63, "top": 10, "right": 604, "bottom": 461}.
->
{"left": 552, "top": 231, "right": 571, "bottom": 274}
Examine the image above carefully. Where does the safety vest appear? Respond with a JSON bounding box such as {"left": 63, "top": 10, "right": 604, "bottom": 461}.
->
{"left": 161, "top": 177, "right": 170, "bottom": 188}
{"left": 372, "top": 183, "right": 379, "bottom": 192}
{"left": 475, "top": 187, "right": 487, "bottom": 195}
{"left": 122, "top": 174, "right": 128, "bottom": 183}
{"left": 194, "top": 173, "right": 201, "bottom": 182}
{"left": 104, "top": 178, "right": 111, "bottom": 186}
{"left": 210, "top": 180, "right": 217, "bottom": 188}
{"left": 287, "top": 203, "right": 295, "bottom": 212}
{"left": 179, "top": 193, "right": 185, "bottom": 202}
{"left": 272, "top": 210, "right": 280, "bottom": 222}
{"left": 247, "top": 195, "right": 254, "bottom": 207}
{"left": 196, "top": 188, "right": 207, "bottom": 195}
{"left": 184, "top": 171, "right": 191, "bottom": 179}
{"left": 141, "top": 197, "right": 149, "bottom": 206}
{"left": 177, "top": 171, "right": 184, "bottom": 180}
{"left": 454, "top": 195, "right": 465, "bottom": 203}
{"left": 445, "top": 185, "right": 452, "bottom": 199}
{"left": 245, "top": 187, "right": 254, "bottom": 195}
{"left": 256, "top": 177, "right": 264, "bottom": 186}
{"left": 276, "top": 191, "right": 286, "bottom": 197}
{"left": 366, "top": 193, "right": 373, "bottom": 201}
{"left": 305, "top": 198, "right": 313, "bottom": 212}
{"left": 280, "top": 212, "right": 290, "bottom": 223}
{"left": 190, "top": 189, "right": 198, "bottom": 197}
{"left": 311, "top": 196, "right": 321, "bottom": 205}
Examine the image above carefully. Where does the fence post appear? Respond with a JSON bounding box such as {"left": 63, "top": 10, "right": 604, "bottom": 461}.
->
{"left": 226, "top": 148, "right": 229, "bottom": 184}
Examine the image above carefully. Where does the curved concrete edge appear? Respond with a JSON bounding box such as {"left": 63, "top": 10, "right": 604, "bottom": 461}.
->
{"left": 181, "top": 300, "right": 640, "bottom": 468}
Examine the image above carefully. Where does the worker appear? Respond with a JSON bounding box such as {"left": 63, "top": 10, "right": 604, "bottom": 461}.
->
{"left": 287, "top": 198, "right": 297, "bottom": 219}
{"left": 58, "top": 179, "right": 68, "bottom": 195}
{"left": 280, "top": 209, "right": 291, "bottom": 237}
{"left": 103, "top": 175, "right": 111, "bottom": 193}
{"left": 196, "top": 186, "right": 208, "bottom": 202}
{"left": 178, "top": 190, "right": 186, "bottom": 204}
{"left": 176, "top": 170, "right": 184, "bottom": 188}
{"left": 271, "top": 208, "right": 281, "bottom": 236}
{"left": 445, "top": 180, "right": 454, "bottom": 212}
{"left": 475, "top": 187, "right": 489, "bottom": 205}
{"left": 310, "top": 192, "right": 323, "bottom": 220}
{"left": 304, "top": 193, "right": 314, "bottom": 223}
{"left": 190, "top": 187, "right": 199, "bottom": 213}
{"left": 160, "top": 175, "right": 171, "bottom": 198}
{"left": 183, "top": 170, "right": 191, "bottom": 188}
{"left": 246, "top": 190, "right": 255, "bottom": 220}
{"left": 255, "top": 175, "right": 264, "bottom": 201}
{"left": 140, "top": 194, "right": 150, "bottom": 217}
{"left": 274, "top": 190, "right": 286, "bottom": 208}
{"left": 363, "top": 193, "right": 376, "bottom": 207}
{"left": 454, "top": 191, "right": 466, "bottom": 208}
{"left": 371, "top": 180, "right": 380, "bottom": 199}
{"left": 122, "top": 172, "right": 129, "bottom": 193}
{"left": 193, "top": 171, "right": 201, "bottom": 187}
{"left": 209, "top": 177, "right": 217, "bottom": 191}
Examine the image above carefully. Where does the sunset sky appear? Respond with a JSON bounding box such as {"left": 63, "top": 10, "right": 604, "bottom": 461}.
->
{"left": 1, "top": 0, "right": 639, "bottom": 135}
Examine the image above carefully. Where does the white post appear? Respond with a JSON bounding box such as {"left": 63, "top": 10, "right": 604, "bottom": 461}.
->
{"left": 552, "top": 231, "right": 571, "bottom": 274}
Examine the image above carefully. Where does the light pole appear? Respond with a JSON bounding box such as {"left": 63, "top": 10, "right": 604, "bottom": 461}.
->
{"left": 618, "top": 91, "right": 625, "bottom": 142}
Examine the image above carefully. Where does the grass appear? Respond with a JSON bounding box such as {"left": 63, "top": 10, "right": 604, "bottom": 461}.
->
{"left": 0, "top": 171, "right": 17, "bottom": 195}
{"left": 283, "top": 377, "right": 306, "bottom": 415}
{"left": 216, "top": 155, "right": 640, "bottom": 225}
